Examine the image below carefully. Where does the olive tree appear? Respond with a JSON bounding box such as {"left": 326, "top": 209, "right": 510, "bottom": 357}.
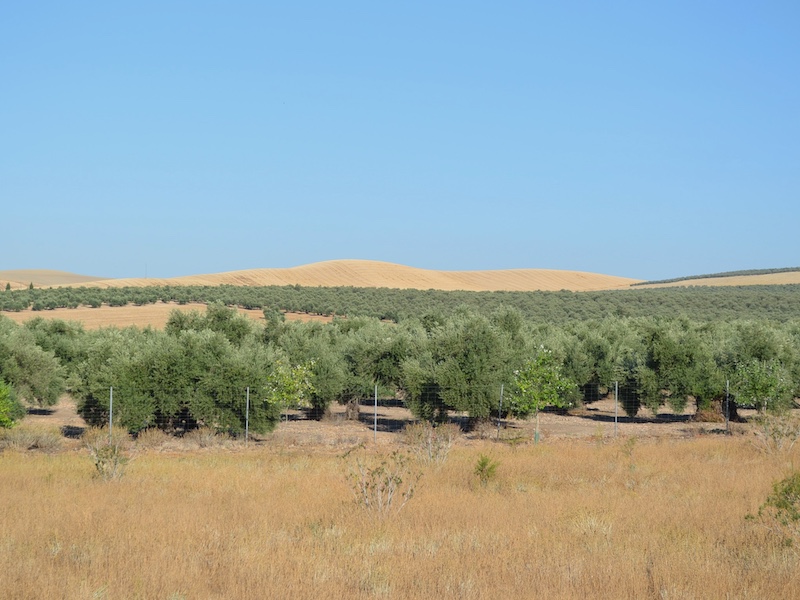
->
{"left": 508, "top": 348, "right": 577, "bottom": 442}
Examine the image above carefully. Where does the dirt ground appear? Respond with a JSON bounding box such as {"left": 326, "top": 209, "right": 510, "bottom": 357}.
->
{"left": 22, "top": 394, "right": 752, "bottom": 451}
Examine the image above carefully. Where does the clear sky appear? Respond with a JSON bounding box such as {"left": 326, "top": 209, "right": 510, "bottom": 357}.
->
{"left": 2, "top": 1, "right": 798, "bottom": 281}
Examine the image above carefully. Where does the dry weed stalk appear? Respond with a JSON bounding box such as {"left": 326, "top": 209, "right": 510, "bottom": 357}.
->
{"left": 347, "top": 450, "right": 421, "bottom": 516}
{"left": 83, "top": 427, "right": 132, "bottom": 480}
{"left": 751, "top": 414, "right": 800, "bottom": 454}
{"left": 403, "top": 422, "right": 459, "bottom": 465}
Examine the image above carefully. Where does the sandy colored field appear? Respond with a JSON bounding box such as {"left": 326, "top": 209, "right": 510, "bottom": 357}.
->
{"left": 0, "top": 260, "right": 641, "bottom": 292}
{"left": 3, "top": 261, "right": 797, "bottom": 297}
{"left": 1, "top": 303, "right": 332, "bottom": 330}
{"left": 0, "top": 269, "right": 106, "bottom": 289}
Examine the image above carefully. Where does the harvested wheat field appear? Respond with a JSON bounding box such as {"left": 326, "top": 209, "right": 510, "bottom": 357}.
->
{"left": 4, "top": 261, "right": 799, "bottom": 295}
{"left": 0, "top": 269, "right": 107, "bottom": 290}
{"left": 636, "top": 271, "right": 800, "bottom": 288}
{"left": 1, "top": 303, "right": 331, "bottom": 330}
{"left": 0, "top": 260, "right": 642, "bottom": 292}
{"left": 3, "top": 395, "right": 800, "bottom": 599}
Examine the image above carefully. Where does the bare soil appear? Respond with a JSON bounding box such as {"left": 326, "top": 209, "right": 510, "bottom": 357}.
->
{"left": 24, "top": 394, "right": 752, "bottom": 451}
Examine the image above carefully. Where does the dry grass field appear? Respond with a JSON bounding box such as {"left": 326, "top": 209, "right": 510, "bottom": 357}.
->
{"left": 0, "top": 269, "right": 107, "bottom": 288}
{"left": 3, "top": 398, "right": 800, "bottom": 598}
{"left": 1, "top": 303, "right": 330, "bottom": 330}
{"left": 636, "top": 271, "right": 800, "bottom": 288}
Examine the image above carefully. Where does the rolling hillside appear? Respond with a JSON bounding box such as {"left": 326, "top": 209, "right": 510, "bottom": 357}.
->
{"left": 1, "top": 260, "right": 640, "bottom": 292}
{"left": 2, "top": 261, "right": 799, "bottom": 294}
{"left": 0, "top": 269, "right": 106, "bottom": 289}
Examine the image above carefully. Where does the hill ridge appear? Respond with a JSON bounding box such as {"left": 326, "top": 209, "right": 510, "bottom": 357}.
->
{"left": 65, "top": 259, "right": 641, "bottom": 292}
{"left": 3, "top": 260, "right": 800, "bottom": 292}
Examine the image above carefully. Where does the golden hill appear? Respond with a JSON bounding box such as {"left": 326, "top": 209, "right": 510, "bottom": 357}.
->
{"left": 0, "top": 269, "right": 106, "bottom": 290}
{"left": 3, "top": 261, "right": 798, "bottom": 293}
{"left": 52, "top": 260, "right": 640, "bottom": 292}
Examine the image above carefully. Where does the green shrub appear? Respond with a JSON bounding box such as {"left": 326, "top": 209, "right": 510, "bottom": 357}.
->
{"left": 474, "top": 454, "right": 499, "bottom": 488}
{"left": 0, "top": 381, "right": 24, "bottom": 428}
{"left": 753, "top": 472, "right": 800, "bottom": 547}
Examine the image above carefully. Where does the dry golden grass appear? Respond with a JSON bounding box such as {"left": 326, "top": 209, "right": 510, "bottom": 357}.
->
{"left": 2, "top": 433, "right": 799, "bottom": 599}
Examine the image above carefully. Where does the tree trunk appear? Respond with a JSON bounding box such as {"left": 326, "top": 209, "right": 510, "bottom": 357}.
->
{"left": 694, "top": 396, "right": 740, "bottom": 423}
{"left": 344, "top": 397, "right": 361, "bottom": 421}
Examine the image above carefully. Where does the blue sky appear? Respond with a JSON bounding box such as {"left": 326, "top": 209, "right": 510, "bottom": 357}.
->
{"left": 2, "top": 1, "right": 798, "bottom": 280}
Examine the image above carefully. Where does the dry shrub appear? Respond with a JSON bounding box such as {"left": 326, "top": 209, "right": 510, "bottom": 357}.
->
{"left": 403, "top": 422, "right": 460, "bottom": 465}
{"left": 83, "top": 427, "right": 131, "bottom": 480}
{"left": 751, "top": 414, "right": 800, "bottom": 454}
{"left": 470, "top": 418, "right": 498, "bottom": 440}
{"left": 347, "top": 450, "right": 422, "bottom": 516}
{"left": 183, "top": 427, "right": 229, "bottom": 449}
{"left": 135, "top": 427, "right": 172, "bottom": 450}
{"left": 0, "top": 425, "right": 62, "bottom": 452}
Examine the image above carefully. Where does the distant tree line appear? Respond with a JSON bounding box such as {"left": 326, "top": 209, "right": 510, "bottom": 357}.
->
{"left": 631, "top": 267, "right": 800, "bottom": 286}
{"left": 1, "top": 303, "right": 798, "bottom": 432}
{"left": 2, "top": 283, "right": 800, "bottom": 323}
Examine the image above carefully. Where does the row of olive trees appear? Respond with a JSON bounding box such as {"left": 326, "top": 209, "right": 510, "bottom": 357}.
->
{"left": 1, "top": 306, "right": 798, "bottom": 432}
{"left": 4, "top": 282, "right": 800, "bottom": 323}
{"left": 264, "top": 308, "right": 800, "bottom": 422}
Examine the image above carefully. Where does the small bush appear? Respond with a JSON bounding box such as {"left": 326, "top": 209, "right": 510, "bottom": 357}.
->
{"left": 474, "top": 454, "right": 499, "bottom": 488}
{"left": 403, "top": 422, "right": 459, "bottom": 465}
{"left": 83, "top": 427, "right": 131, "bottom": 481}
{"left": 751, "top": 414, "right": 800, "bottom": 454}
{"left": 0, "top": 426, "right": 63, "bottom": 452}
{"left": 470, "top": 418, "right": 497, "bottom": 440}
{"left": 347, "top": 450, "right": 422, "bottom": 517}
{"left": 0, "top": 381, "right": 24, "bottom": 428}
{"left": 753, "top": 472, "right": 800, "bottom": 548}
{"left": 183, "top": 427, "right": 229, "bottom": 449}
{"left": 135, "top": 427, "right": 172, "bottom": 450}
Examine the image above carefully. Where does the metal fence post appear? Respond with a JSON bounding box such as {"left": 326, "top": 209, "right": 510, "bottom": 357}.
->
{"left": 497, "top": 384, "right": 504, "bottom": 441}
{"left": 109, "top": 386, "right": 113, "bottom": 442}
